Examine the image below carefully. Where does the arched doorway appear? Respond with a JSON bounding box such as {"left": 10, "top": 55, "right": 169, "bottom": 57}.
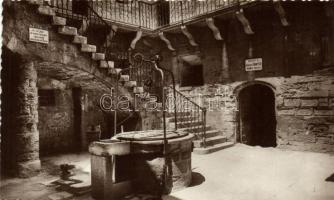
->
{"left": 237, "top": 83, "right": 277, "bottom": 147}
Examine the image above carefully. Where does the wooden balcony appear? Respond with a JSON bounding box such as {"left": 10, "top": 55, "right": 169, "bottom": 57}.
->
{"left": 50, "top": 0, "right": 252, "bottom": 32}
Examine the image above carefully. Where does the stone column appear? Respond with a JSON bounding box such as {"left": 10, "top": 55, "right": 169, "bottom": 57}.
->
{"left": 13, "top": 61, "right": 41, "bottom": 177}
{"left": 221, "top": 41, "right": 230, "bottom": 83}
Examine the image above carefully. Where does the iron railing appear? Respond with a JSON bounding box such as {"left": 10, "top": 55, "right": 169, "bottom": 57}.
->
{"left": 166, "top": 87, "right": 207, "bottom": 147}
{"left": 49, "top": 0, "right": 246, "bottom": 31}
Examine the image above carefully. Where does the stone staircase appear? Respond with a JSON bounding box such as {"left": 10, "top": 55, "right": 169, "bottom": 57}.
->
{"left": 167, "top": 112, "right": 234, "bottom": 154}
{"left": 28, "top": 2, "right": 119, "bottom": 74}
{"left": 26, "top": 0, "right": 148, "bottom": 96}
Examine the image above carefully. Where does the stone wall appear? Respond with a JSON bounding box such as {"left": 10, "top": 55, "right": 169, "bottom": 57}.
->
{"left": 276, "top": 69, "right": 334, "bottom": 152}
{"left": 38, "top": 78, "right": 75, "bottom": 155}
{"left": 134, "top": 3, "right": 334, "bottom": 153}
{"left": 175, "top": 68, "right": 334, "bottom": 153}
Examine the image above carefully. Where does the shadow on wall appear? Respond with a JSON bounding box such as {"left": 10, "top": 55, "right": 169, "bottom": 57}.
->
{"left": 326, "top": 173, "right": 334, "bottom": 182}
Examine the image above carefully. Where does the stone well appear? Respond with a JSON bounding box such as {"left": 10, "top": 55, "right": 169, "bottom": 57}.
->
{"left": 89, "top": 130, "right": 194, "bottom": 199}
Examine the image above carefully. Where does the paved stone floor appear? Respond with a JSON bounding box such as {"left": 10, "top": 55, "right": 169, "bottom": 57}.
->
{"left": 1, "top": 144, "right": 334, "bottom": 200}
{"left": 164, "top": 144, "right": 334, "bottom": 200}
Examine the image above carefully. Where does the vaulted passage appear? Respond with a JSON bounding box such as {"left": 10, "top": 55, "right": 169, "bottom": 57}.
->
{"left": 238, "top": 84, "right": 277, "bottom": 147}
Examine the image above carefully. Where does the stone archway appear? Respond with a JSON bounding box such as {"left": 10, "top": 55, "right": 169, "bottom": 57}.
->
{"left": 236, "top": 82, "right": 277, "bottom": 147}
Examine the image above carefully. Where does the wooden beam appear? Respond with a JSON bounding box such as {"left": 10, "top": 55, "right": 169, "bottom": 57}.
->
{"left": 205, "top": 18, "right": 223, "bottom": 40}
{"left": 158, "top": 32, "right": 176, "bottom": 51}
{"left": 181, "top": 25, "right": 198, "bottom": 47}
{"left": 236, "top": 9, "right": 254, "bottom": 35}
{"left": 78, "top": 18, "right": 89, "bottom": 35}
{"left": 103, "top": 27, "right": 117, "bottom": 51}
{"left": 130, "top": 29, "right": 143, "bottom": 50}
{"left": 273, "top": 2, "right": 289, "bottom": 26}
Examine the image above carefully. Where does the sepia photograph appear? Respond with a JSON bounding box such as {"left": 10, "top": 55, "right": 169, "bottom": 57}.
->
{"left": 0, "top": 0, "right": 334, "bottom": 199}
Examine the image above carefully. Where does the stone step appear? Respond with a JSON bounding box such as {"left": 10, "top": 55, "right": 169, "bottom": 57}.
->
{"left": 73, "top": 35, "right": 87, "bottom": 44}
{"left": 119, "top": 75, "right": 130, "bottom": 82}
{"left": 52, "top": 16, "right": 66, "bottom": 26}
{"left": 166, "top": 112, "right": 192, "bottom": 117}
{"left": 108, "top": 68, "right": 122, "bottom": 75}
{"left": 194, "top": 129, "right": 221, "bottom": 140}
{"left": 26, "top": 0, "right": 44, "bottom": 5}
{"left": 100, "top": 60, "right": 109, "bottom": 68}
{"left": 193, "top": 142, "right": 234, "bottom": 155}
{"left": 167, "top": 116, "right": 197, "bottom": 123}
{"left": 169, "top": 120, "right": 203, "bottom": 129}
{"left": 81, "top": 44, "right": 96, "bottom": 53}
{"left": 179, "top": 121, "right": 203, "bottom": 128}
{"left": 58, "top": 26, "right": 78, "bottom": 36}
{"left": 193, "top": 135, "right": 227, "bottom": 148}
{"left": 133, "top": 87, "right": 144, "bottom": 94}
{"left": 180, "top": 125, "right": 212, "bottom": 133}
{"left": 101, "top": 61, "right": 115, "bottom": 69}
{"left": 92, "top": 53, "right": 105, "bottom": 61}
{"left": 37, "top": 6, "right": 55, "bottom": 16}
{"left": 124, "top": 81, "right": 137, "bottom": 88}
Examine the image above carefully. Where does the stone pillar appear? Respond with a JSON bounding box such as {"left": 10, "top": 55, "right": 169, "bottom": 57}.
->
{"left": 221, "top": 41, "right": 230, "bottom": 83}
{"left": 13, "top": 61, "right": 41, "bottom": 177}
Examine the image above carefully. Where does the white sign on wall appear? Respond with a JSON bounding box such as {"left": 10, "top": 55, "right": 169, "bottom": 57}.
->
{"left": 245, "top": 58, "right": 263, "bottom": 72}
{"left": 29, "top": 27, "right": 49, "bottom": 44}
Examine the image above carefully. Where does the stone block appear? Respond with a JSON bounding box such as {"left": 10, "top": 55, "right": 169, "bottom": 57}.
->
{"left": 52, "top": 16, "right": 66, "bottom": 26}
{"left": 284, "top": 98, "right": 300, "bottom": 107}
{"left": 108, "top": 61, "right": 115, "bottom": 68}
{"left": 100, "top": 60, "right": 108, "bottom": 68}
{"left": 301, "top": 99, "right": 318, "bottom": 107}
{"left": 296, "top": 108, "right": 313, "bottom": 116}
{"left": 124, "top": 81, "right": 137, "bottom": 88}
{"left": 318, "top": 98, "right": 329, "bottom": 107}
{"left": 73, "top": 35, "right": 87, "bottom": 44}
{"left": 278, "top": 108, "right": 295, "bottom": 116}
{"left": 314, "top": 109, "right": 334, "bottom": 116}
{"left": 37, "top": 6, "right": 55, "bottom": 16}
{"left": 92, "top": 53, "right": 105, "bottom": 61}
{"left": 316, "top": 137, "right": 333, "bottom": 145}
{"left": 58, "top": 26, "right": 77, "bottom": 36}
{"left": 120, "top": 75, "right": 130, "bottom": 82}
{"left": 109, "top": 68, "right": 122, "bottom": 75}
{"left": 81, "top": 44, "right": 96, "bottom": 53}
{"left": 330, "top": 98, "right": 334, "bottom": 107}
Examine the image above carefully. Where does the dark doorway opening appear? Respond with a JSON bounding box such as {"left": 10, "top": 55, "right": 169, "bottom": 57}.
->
{"left": 238, "top": 84, "right": 277, "bottom": 147}
{"left": 180, "top": 62, "right": 204, "bottom": 87}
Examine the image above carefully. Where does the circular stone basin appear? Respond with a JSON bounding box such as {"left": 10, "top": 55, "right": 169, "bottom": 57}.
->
{"left": 90, "top": 130, "right": 194, "bottom": 197}
{"left": 113, "top": 130, "right": 189, "bottom": 141}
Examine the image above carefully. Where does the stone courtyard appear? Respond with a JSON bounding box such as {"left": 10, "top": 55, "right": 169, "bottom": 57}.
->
{"left": 1, "top": 144, "right": 333, "bottom": 200}
{"left": 1, "top": 0, "right": 334, "bottom": 200}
